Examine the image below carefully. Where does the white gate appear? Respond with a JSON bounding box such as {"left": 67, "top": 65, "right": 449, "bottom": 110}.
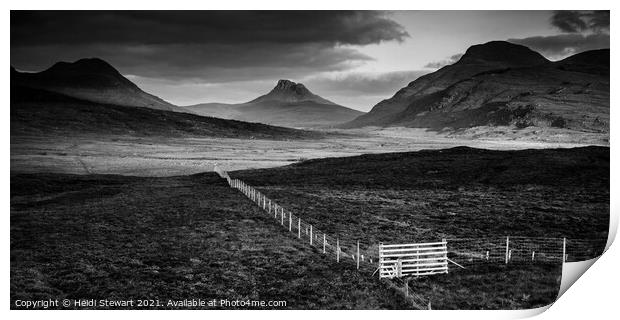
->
{"left": 379, "top": 241, "right": 448, "bottom": 278}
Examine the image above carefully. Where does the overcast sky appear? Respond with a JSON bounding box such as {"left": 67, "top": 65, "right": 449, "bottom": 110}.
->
{"left": 11, "top": 11, "right": 610, "bottom": 111}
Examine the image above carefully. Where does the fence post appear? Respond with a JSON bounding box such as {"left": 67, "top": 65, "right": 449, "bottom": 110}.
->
{"left": 337, "top": 238, "right": 340, "bottom": 262}
{"left": 289, "top": 212, "right": 292, "bottom": 231}
{"left": 323, "top": 234, "right": 326, "bottom": 254}
{"left": 298, "top": 219, "right": 301, "bottom": 238}
{"left": 563, "top": 238, "right": 567, "bottom": 263}
{"left": 405, "top": 281, "right": 409, "bottom": 296}
{"left": 505, "top": 236, "right": 510, "bottom": 264}
{"left": 442, "top": 238, "right": 446, "bottom": 274}
{"left": 281, "top": 210, "right": 284, "bottom": 225}
{"left": 532, "top": 251, "right": 535, "bottom": 261}
{"left": 378, "top": 242, "right": 382, "bottom": 277}
{"left": 310, "top": 225, "right": 313, "bottom": 245}
{"left": 357, "top": 241, "right": 360, "bottom": 270}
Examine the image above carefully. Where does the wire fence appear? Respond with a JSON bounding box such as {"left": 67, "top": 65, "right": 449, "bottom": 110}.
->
{"left": 226, "top": 176, "right": 378, "bottom": 268}
{"left": 215, "top": 167, "right": 432, "bottom": 309}
{"left": 445, "top": 236, "right": 607, "bottom": 268}
{"left": 213, "top": 166, "right": 607, "bottom": 309}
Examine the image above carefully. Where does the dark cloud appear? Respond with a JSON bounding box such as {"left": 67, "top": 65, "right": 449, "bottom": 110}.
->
{"left": 423, "top": 53, "right": 463, "bottom": 69}
{"left": 11, "top": 11, "right": 408, "bottom": 82}
{"left": 11, "top": 11, "right": 409, "bottom": 46}
{"left": 11, "top": 42, "right": 373, "bottom": 82}
{"left": 508, "top": 11, "right": 609, "bottom": 61}
{"left": 508, "top": 33, "right": 609, "bottom": 60}
{"left": 550, "top": 10, "right": 610, "bottom": 33}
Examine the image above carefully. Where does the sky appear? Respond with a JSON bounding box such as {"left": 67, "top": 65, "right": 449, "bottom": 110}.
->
{"left": 10, "top": 11, "right": 610, "bottom": 111}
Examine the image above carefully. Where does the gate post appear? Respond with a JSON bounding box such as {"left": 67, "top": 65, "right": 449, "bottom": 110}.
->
{"left": 563, "top": 238, "right": 567, "bottom": 262}
{"left": 505, "top": 236, "right": 510, "bottom": 264}
{"left": 356, "top": 241, "right": 360, "bottom": 270}
{"left": 337, "top": 238, "right": 340, "bottom": 262}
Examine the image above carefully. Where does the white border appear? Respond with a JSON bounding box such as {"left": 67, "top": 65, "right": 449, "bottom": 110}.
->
{"left": 3, "top": 1, "right": 617, "bottom": 319}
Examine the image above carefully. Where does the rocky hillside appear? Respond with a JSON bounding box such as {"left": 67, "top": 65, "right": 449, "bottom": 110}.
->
{"left": 343, "top": 41, "right": 609, "bottom": 135}
{"left": 186, "top": 80, "right": 363, "bottom": 128}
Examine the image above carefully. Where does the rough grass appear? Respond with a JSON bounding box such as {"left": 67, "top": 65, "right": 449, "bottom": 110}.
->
{"left": 231, "top": 146, "right": 609, "bottom": 309}
{"left": 406, "top": 263, "right": 562, "bottom": 310}
{"left": 233, "top": 146, "right": 609, "bottom": 242}
{"left": 10, "top": 173, "right": 411, "bottom": 310}
{"left": 10, "top": 146, "right": 608, "bottom": 310}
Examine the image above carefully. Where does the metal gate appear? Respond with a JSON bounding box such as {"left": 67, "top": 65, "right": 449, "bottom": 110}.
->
{"left": 379, "top": 241, "right": 448, "bottom": 278}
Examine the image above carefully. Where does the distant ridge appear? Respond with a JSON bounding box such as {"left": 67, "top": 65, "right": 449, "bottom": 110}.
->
{"left": 185, "top": 79, "right": 363, "bottom": 128}
{"left": 11, "top": 58, "right": 186, "bottom": 112}
{"left": 11, "top": 84, "right": 320, "bottom": 140}
{"left": 343, "top": 41, "right": 609, "bottom": 134}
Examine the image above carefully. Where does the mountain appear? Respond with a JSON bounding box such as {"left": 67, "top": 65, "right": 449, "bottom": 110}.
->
{"left": 11, "top": 58, "right": 186, "bottom": 112}
{"left": 343, "top": 41, "right": 609, "bottom": 134}
{"left": 248, "top": 79, "right": 336, "bottom": 105}
{"left": 185, "top": 80, "right": 363, "bottom": 128}
{"left": 10, "top": 85, "right": 321, "bottom": 140}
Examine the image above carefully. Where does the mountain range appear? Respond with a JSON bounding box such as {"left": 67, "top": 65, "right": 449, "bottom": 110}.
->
{"left": 185, "top": 80, "right": 363, "bottom": 128}
{"left": 343, "top": 41, "right": 609, "bottom": 133}
{"left": 10, "top": 41, "right": 610, "bottom": 138}
{"left": 10, "top": 62, "right": 319, "bottom": 139}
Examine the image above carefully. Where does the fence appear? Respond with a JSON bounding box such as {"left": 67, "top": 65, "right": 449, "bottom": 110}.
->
{"left": 379, "top": 242, "right": 448, "bottom": 279}
{"left": 226, "top": 176, "right": 377, "bottom": 269}
{"left": 213, "top": 166, "right": 607, "bottom": 309}
{"left": 215, "top": 167, "right": 432, "bottom": 309}
{"left": 446, "top": 236, "right": 607, "bottom": 268}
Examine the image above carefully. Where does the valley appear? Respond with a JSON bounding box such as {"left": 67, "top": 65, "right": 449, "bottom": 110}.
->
{"left": 10, "top": 126, "right": 601, "bottom": 177}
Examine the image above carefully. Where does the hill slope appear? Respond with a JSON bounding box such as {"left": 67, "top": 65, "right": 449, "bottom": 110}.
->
{"left": 10, "top": 85, "right": 320, "bottom": 139}
{"left": 186, "top": 80, "right": 364, "bottom": 128}
{"left": 344, "top": 41, "right": 609, "bottom": 134}
{"left": 11, "top": 172, "right": 411, "bottom": 309}
{"left": 11, "top": 58, "right": 186, "bottom": 112}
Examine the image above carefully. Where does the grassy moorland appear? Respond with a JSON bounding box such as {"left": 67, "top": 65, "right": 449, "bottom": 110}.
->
{"left": 10, "top": 146, "right": 608, "bottom": 310}
{"left": 233, "top": 146, "right": 609, "bottom": 243}
{"left": 231, "top": 146, "right": 609, "bottom": 309}
{"left": 10, "top": 173, "right": 411, "bottom": 309}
